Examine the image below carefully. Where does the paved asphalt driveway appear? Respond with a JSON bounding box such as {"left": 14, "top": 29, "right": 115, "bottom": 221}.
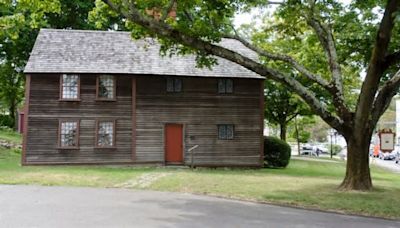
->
{"left": 0, "top": 185, "right": 399, "bottom": 228}
{"left": 372, "top": 157, "right": 400, "bottom": 173}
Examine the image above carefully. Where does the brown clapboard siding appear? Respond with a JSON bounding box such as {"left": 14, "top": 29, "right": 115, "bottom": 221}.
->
{"left": 25, "top": 73, "right": 263, "bottom": 166}
{"left": 25, "top": 74, "right": 132, "bottom": 164}
{"left": 135, "top": 76, "right": 263, "bottom": 166}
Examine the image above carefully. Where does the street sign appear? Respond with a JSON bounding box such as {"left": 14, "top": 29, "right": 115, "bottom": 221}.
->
{"left": 379, "top": 129, "right": 396, "bottom": 152}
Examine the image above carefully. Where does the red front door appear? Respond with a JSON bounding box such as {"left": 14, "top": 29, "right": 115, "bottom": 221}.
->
{"left": 165, "top": 124, "right": 183, "bottom": 164}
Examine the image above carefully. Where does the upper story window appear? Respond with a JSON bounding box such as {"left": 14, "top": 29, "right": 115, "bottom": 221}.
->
{"left": 218, "top": 79, "right": 233, "bottom": 94}
{"left": 59, "top": 120, "right": 79, "bottom": 148}
{"left": 60, "top": 74, "right": 80, "bottom": 100}
{"left": 96, "top": 120, "right": 115, "bottom": 147}
{"left": 97, "top": 75, "right": 116, "bottom": 100}
{"left": 218, "top": 124, "right": 234, "bottom": 140}
{"left": 166, "top": 77, "right": 182, "bottom": 92}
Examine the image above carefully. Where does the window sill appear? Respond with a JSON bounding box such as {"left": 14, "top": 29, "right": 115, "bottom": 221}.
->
{"left": 94, "top": 146, "right": 117, "bottom": 149}
{"left": 59, "top": 99, "right": 81, "bottom": 102}
{"left": 95, "top": 99, "right": 117, "bottom": 102}
{"left": 57, "top": 147, "right": 80, "bottom": 150}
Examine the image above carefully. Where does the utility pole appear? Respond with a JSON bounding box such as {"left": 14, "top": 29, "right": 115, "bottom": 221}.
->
{"left": 330, "top": 133, "right": 333, "bottom": 159}
{"left": 294, "top": 116, "right": 300, "bottom": 156}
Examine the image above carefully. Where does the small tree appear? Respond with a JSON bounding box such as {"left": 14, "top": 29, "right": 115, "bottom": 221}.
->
{"left": 265, "top": 80, "right": 312, "bottom": 141}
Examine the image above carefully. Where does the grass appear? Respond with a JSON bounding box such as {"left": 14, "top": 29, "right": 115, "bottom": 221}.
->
{"left": 0, "top": 128, "right": 22, "bottom": 144}
{"left": 0, "top": 132, "right": 399, "bottom": 219}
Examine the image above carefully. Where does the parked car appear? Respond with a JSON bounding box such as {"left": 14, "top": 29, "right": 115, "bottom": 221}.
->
{"left": 394, "top": 150, "right": 400, "bottom": 164}
{"left": 338, "top": 147, "right": 347, "bottom": 160}
{"left": 300, "top": 146, "right": 318, "bottom": 156}
{"left": 378, "top": 151, "right": 396, "bottom": 160}
{"left": 369, "top": 144, "right": 374, "bottom": 156}
{"left": 315, "top": 146, "right": 328, "bottom": 155}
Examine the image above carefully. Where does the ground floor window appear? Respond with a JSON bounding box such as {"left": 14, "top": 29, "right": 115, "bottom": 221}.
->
{"left": 59, "top": 120, "right": 79, "bottom": 148}
{"left": 218, "top": 124, "right": 234, "bottom": 140}
{"left": 96, "top": 120, "right": 116, "bottom": 147}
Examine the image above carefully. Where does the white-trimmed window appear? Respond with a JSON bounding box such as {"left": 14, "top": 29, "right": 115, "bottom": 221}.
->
{"left": 96, "top": 120, "right": 116, "bottom": 147}
{"left": 60, "top": 74, "right": 80, "bottom": 100}
{"left": 97, "top": 75, "right": 116, "bottom": 100}
{"left": 59, "top": 120, "right": 79, "bottom": 148}
{"left": 218, "top": 79, "right": 233, "bottom": 94}
{"left": 218, "top": 124, "right": 234, "bottom": 140}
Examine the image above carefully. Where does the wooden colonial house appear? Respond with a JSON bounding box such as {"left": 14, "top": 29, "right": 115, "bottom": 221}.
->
{"left": 22, "top": 29, "right": 264, "bottom": 166}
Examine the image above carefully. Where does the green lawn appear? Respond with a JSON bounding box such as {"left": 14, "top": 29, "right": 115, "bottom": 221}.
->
{"left": 0, "top": 141, "right": 400, "bottom": 219}
{"left": 0, "top": 128, "right": 22, "bottom": 144}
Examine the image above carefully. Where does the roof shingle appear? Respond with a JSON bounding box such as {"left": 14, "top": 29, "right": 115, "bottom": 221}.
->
{"left": 24, "top": 29, "right": 263, "bottom": 79}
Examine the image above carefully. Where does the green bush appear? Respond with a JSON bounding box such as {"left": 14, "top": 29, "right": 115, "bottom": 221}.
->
{"left": 0, "top": 115, "right": 13, "bottom": 128}
{"left": 264, "top": 136, "right": 291, "bottom": 168}
{"left": 329, "top": 144, "right": 342, "bottom": 155}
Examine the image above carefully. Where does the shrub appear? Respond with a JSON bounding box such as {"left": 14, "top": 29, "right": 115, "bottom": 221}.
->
{"left": 264, "top": 136, "right": 291, "bottom": 168}
{"left": 329, "top": 144, "right": 342, "bottom": 155}
{"left": 0, "top": 115, "right": 13, "bottom": 128}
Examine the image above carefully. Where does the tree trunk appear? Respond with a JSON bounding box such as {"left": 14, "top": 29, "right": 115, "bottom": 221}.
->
{"left": 294, "top": 116, "right": 300, "bottom": 156}
{"left": 339, "top": 132, "right": 373, "bottom": 191}
{"left": 8, "top": 102, "right": 16, "bottom": 129}
{"left": 280, "top": 123, "right": 287, "bottom": 141}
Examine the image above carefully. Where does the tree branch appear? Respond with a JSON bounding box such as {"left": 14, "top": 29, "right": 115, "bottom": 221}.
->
{"left": 371, "top": 69, "right": 400, "bottom": 125}
{"left": 223, "top": 33, "right": 332, "bottom": 91}
{"left": 160, "top": 0, "right": 176, "bottom": 22}
{"left": 102, "top": 0, "right": 345, "bottom": 132}
{"left": 354, "top": 0, "right": 400, "bottom": 133}
{"left": 307, "top": 15, "right": 344, "bottom": 101}
{"left": 383, "top": 50, "right": 400, "bottom": 71}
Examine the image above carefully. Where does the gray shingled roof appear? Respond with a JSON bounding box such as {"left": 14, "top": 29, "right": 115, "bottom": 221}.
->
{"left": 24, "top": 29, "right": 263, "bottom": 79}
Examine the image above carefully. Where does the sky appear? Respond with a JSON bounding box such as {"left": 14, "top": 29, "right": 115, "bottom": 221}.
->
{"left": 233, "top": 0, "right": 353, "bottom": 28}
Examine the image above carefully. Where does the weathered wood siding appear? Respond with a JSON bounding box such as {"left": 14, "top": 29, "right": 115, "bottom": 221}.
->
{"left": 25, "top": 74, "right": 132, "bottom": 164}
{"left": 135, "top": 76, "right": 263, "bottom": 166}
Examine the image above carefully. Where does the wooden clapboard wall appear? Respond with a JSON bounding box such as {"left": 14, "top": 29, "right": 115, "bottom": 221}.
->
{"left": 25, "top": 74, "right": 132, "bottom": 164}
{"left": 24, "top": 74, "right": 263, "bottom": 166}
{"left": 135, "top": 76, "right": 263, "bottom": 166}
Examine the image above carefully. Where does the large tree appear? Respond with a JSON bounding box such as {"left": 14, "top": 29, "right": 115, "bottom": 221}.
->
{"left": 0, "top": 0, "right": 61, "bottom": 127}
{"left": 97, "top": 0, "right": 400, "bottom": 190}
{"left": 0, "top": 0, "right": 123, "bottom": 128}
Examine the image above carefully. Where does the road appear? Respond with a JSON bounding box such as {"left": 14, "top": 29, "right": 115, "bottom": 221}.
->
{"left": 371, "top": 157, "right": 400, "bottom": 173}
{"left": 0, "top": 185, "right": 399, "bottom": 228}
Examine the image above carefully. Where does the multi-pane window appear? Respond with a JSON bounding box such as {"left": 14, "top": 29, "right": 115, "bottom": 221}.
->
{"left": 97, "top": 75, "right": 115, "bottom": 99}
{"left": 166, "top": 77, "right": 182, "bottom": 92}
{"left": 218, "top": 79, "right": 233, "bottom": 94}
{"left": 218, "top": 124, "right": 234, "bottom": 140}
{"left": 96, "top": 121, "right": 115, "bottom": 147}
{"left": 59, "top": 121, "right": 79, "bottom": 148}
{"left": 61, "top": 74, "right": 79, "bottom": 100}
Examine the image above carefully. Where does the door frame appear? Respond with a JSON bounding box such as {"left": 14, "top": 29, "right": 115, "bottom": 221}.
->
{"left": 164, "top": 123, "right": 185, "bottom": 165}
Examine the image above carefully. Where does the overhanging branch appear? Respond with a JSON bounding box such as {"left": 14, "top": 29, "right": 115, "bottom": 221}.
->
{"left": 102, "top": 0, "right": 345, "bottom": 131}
{"left": 307, "top": 16, "right": 344, "bottom": 100}
{"left": 160, "top": 0, "right": 176, "bottom": 22}
{"left": 223, "top": 33, "right": 331, "bottom": 90}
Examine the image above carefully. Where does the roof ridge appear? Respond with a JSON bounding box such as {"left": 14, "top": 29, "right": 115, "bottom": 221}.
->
{"left": 40, "top": 28, "right": 131, "bottom": 34}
